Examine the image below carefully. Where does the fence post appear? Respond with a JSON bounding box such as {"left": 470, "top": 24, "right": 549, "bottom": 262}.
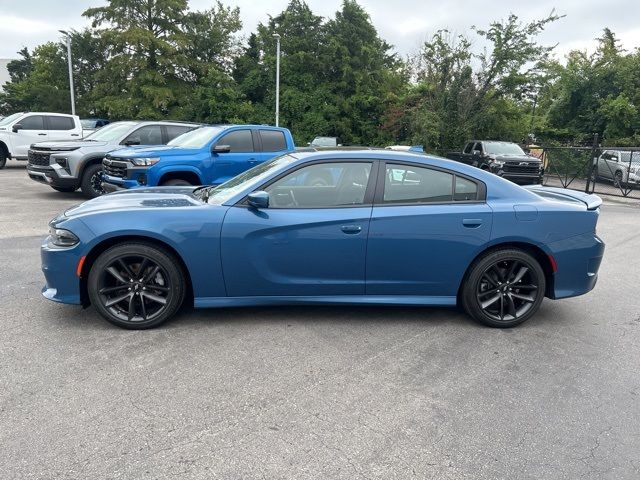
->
{"left": 586, "top": 133, "right": 599, "bottom": 194}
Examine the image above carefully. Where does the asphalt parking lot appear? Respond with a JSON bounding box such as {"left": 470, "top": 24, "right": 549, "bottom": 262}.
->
{"left": 1, "top": 160, "right": 639, "bottom": 479}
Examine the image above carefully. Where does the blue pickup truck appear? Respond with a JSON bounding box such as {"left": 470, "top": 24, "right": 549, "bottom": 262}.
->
{"left": 102, "top": 124, "right": 294, "bottom": 191}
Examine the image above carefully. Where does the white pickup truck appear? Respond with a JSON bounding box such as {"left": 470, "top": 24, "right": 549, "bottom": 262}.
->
{"left": 0, "top": 112, "right": 83, "bottom": 168}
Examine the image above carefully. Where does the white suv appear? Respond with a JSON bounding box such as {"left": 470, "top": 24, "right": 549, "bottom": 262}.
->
{"left": 0, "top": 112, "right": 83, "bottom": 168}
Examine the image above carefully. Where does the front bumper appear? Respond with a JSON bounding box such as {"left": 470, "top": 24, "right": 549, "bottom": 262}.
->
{"left": 101, "top": 173, "right": 145, "bottom": 192}
{"left": 41, "top": 237, "right": 82, "bottom": 305}
{"left": 27, "top": 165, "right": 79, "bottom": 189}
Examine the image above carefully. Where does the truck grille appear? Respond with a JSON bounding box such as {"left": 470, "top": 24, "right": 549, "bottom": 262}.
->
{"left": 102, "top": 158, "right": 128, "bottom": 179}
{"left": 503, "top": 163, "right": 541, "bottom": 174}
{"left": 28, "top": 150, "right": 51, "bottom": 166}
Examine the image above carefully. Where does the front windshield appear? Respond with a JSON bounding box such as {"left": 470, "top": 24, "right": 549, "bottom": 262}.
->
{"left": 168, "top": 126, "right": 224, "bottom": 148}
{"left": 311, "top": 137, "right": 337, "bottom": 147}
{"left": 84, "top": 121, "right": 137, "bottom": 141}
{"left": 206, "top": 154, "right": 297, "bottom": 204}
{"left": 81, "top": 119, "right": 96, "bottom": 128}
{"left": 484, "top": 142, "right": 526, "bottom": 156}
{"left": 0, "top": 112, "right": 23, "bottom": 127}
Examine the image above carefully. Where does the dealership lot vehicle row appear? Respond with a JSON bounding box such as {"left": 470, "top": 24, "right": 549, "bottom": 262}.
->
{"left": 1, "top": 165, "right": 639, "bottom": 478}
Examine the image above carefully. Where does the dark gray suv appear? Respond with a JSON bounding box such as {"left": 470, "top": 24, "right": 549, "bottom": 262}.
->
{"left": 26, "top": 120, "right": 199, "bottom": 197}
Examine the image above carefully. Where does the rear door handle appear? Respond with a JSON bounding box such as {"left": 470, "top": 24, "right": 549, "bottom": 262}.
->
{"left": 462, "top": 218, "right": 483, "bottom": 228}
{"left": 341, "top": 225, "right": 362, "bottom": 234}
{"left": 37, "top": 133, "right": 46, "bottom": 136}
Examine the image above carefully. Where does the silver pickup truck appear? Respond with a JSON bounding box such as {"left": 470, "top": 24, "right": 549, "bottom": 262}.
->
{"left": 26, "top": 120, "right": 199, "bottom": 197}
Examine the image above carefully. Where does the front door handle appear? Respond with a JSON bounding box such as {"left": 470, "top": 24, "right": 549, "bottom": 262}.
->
{"left": 248, "top": 158, "right": 259, "bottom": 163}
{"left": 37, "top": 133, "right": 46, "bottom": 136}
{"left": 462, "top": 218, "right": 483, "bottom": 228}
{"left": 341, "top": 225, "right": 362, "bottom": 234}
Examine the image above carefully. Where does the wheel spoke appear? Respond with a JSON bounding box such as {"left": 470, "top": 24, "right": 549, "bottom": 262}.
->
{"left": 142, "top": 265, "right": 160, "bottom": 284}
{"left": 478, "top": 286, "right": 500, "bottom": 298}
{"left": 105, "top": 292, "right": 131, "bottom": 307}
{"left": 512, "top": 266, "right": 529, "bottom": 284}
{"left": 506, "top": 294, "right": 517, "bottom": 318}
{"left": 147, "top": 285, "right": 169, "bottom": 292}
{"left": 482, "top": 273, "right": 498, "bottom": 287}
{"left": 499, "top": 295, "right": 505, "bottom": 320}
{"left": 99, "top": 285, "right": 129, "bottom": 295}
{"left": 506, "top": 261, "right": 518, "bottom": 283}
{"left": 140, "top": 294, "right": 147, "bottom": 321}
{"left": 481, "top": 294, "right": 501, "bottom": 309}
{"left": 511, "top": 292, "right": 535, "bottom": 303}
{"left": 117, "top": 259, "right": 136, "bottom": 281}
{"left": 142, "top": 292, "right": 167, "bottom": 305}
{"left": 514, "top": 284, "right": 537, "bottom": 290}
{"left": 106, "top": 266, "right": 128, "bottom": 284}
{"left": 137, "top": 258, "right": 150, "bottom": 280}
{"left": 127, "top": 294, "right": 136, "bottom": 320}
{"left": 491, "top": 265, "right": 505, "bottom": 283}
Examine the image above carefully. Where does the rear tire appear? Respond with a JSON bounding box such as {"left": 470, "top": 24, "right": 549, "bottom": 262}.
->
{"left": 461, "top": 248, "right": 545, "bottom": 328}
{"left": 88, "top": 242, "right": 186, "bottom": 329}
{"left": 81, "top": 163, "right": 105, "bottom": 198}
{"left": 161, "top": 178, "right": 192, "bottom": 186}
{"left": 51, "top": 186, "right": 76, "bottom": 193}
{"left": 0, "top": 151, "right": 6, "bottom": 169}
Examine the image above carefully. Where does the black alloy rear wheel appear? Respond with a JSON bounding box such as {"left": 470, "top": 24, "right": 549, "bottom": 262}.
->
{"left": 462, "top": 248, "right": 545, "bottom": 328}
{"left": 88, "top": 243, "right": 185, "bottom": 329}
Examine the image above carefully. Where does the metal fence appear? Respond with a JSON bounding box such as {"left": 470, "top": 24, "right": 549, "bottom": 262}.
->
{"left": 537, "top": 142, "right": 640, "bottom": 201}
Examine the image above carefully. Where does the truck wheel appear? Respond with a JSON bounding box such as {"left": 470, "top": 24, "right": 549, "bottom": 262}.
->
{"left": 51, "top": 186, "right": 76, "bottom": 193}
{"left": 161, "top": 178, "right": 192, "bottom": 186}
{"left": 0, "top": 151, "right": 6, "bottom": 169}
{"left": 81, "top": 163, "right": 105, "bottom": 198}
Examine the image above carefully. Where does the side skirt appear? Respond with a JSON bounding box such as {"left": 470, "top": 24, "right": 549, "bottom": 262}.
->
{"left": 194, "top": 295, "right": 457, "bottom": 309}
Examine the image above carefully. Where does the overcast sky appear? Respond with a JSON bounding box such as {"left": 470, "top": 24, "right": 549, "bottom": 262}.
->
{"left": 0, "top": 0, "right": 638, "bottom": 60}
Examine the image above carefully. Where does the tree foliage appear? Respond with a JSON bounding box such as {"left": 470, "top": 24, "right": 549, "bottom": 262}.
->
{"left": 1, "top": 1, "right": 639, "bottom": 148}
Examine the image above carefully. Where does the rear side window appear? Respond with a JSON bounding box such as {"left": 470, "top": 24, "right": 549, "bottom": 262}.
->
{"left": 217, "top": 129, "right": 254, "bottom": 152}
{"left": 165, "top": 125, "right": 194, "bottom": 142}
{"left": 123, "top": 125, "right": 163, "bottom": 145}
{"left": 20, "top": 115, "right": 45, "bottom": 130}
{"left": 384, "top": 164, "right": 453, "bottom": 204}
{"left": 259, "top": 130, "right": 287, "bottom": 152}
{"left": 454, "top": 177, "right": 478, "bottom": 201}
{"left": 47, "top": 116, "right": 75, "bottom": 130}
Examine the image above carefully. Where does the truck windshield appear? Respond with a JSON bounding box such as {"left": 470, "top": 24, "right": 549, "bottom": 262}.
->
{"left": 84, "top": 122, "right": 137, "bottom": 141}
{"left": 484, "top": 143, "right": 526, "bottom": 156}
{"left": 0, "top": 113, "right": 23, "bottom": 126}
{"left": 204, "top": 154, "right": 297, "bottom": 205}
{"left": 168, "top": 126, "right": 224, "bottom": 148}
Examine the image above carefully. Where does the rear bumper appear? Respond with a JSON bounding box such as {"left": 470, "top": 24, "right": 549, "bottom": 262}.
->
{"left": 27, "top": 165, "right": 78, "bottom": 189}
{"left": 548, "top": 233, "right": 605, "bottom": 299}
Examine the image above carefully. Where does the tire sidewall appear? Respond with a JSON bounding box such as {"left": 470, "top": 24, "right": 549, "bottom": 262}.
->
{"left": 0, "top": 152, "right": 6, "bottom": 169}
{"left": 81, "top": 163, "right": 105, "bottom": 198}
{"left": 462, "top": 248, "right": 546, "bottom": 328}
{"left": 87, "top": 242, "right": 186, "bottom": 329}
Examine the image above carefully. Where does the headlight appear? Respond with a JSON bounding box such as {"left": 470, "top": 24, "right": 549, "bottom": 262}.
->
{"left": 629, "top": 166, "right": 637, "bottom": 174}
{"left": 130, "top": 157, "right": 160, "bottom": 166}
{"left": 49, "top": 227, "right": 79, "bottom": 247}
{"left": 492, "top": 160, "right": 505, "bottom": 167}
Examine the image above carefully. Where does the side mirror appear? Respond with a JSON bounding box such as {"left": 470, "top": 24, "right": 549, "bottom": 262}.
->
{"left": 212, "top": 144, "right": 231, "bottom": 153}
{"left": 611, "top": 156, "right": 619, "bottom": 162}
{"left": 247, "top": 191, "right": 269, "bottom": 209}
{"left": 473, "top": 150, "right": 481, "bottom": 156}
{"left": 12, "top": 123, "right": 23, "bottom": 133}
{"left": 123, "top": 139, "right": 140, "bottom": 146}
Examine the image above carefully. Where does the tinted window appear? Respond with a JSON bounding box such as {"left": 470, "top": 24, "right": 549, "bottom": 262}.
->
{"left": 260, "top": 130, "right": 287, "bottom": 152}
{"left": 384, "top": 164, "right": 453, "bottom": 204}
{"left": 20, "top": 115, "right": 45, "bottom": 130}
{"left": 165, "top": 125, "right": 194, "bottom": 142}
{"left": 265, "top": 162, "right": 372, "bottom": 208}
{"left": 454, "top": 176, "right": 478, "bottom": 201}
{"left": 217, "top": 129, "right": 254, "bottom": 152}
{"left": 463, "top": 143, "right": 474, "bottom": 154}
{"left": 47, "top": 116, "right": 75, "bottom": 130}
{"left": 123, "top": 125, "right": 163, "bottom": 145}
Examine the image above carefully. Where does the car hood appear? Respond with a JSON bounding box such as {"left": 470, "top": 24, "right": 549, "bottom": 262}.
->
{"left": 62, "top": 187, "right": 205, "bottom": 219}
{"left": 492, "top": 154, "right": 542, "bottom": 163}
{"left": 107, "top": 145, "right": 202, "bottom": 158}
{"left": 31, "top": 140, "right": 111, "bottom": 150}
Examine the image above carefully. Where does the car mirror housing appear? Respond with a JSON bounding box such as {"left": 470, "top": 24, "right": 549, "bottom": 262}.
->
{"left": 12, "top": 123, "right": 23, "bottom": 133}
{"left": 123, "top": 139, "right": 140, "bottom": 146}
{"left": 247, "top": 191, "right": 269, "bottom": 209}
{"left": 212, "top": 144, "right": 231, "bottom": 154}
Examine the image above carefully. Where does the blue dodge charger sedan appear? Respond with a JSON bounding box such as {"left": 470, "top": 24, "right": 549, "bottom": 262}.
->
{"left": 41, "top": 149, "right": 605, "bottom": 329}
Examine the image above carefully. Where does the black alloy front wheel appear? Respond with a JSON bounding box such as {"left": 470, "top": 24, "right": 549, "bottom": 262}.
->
{"left": 88, "top": 243, "right": 186, "bottom": 329}
{"left": 81, "top": 163, "right": 106, "bottom": 198}
{"left": 462, "top": 248, "right": 546, "bottom": 328}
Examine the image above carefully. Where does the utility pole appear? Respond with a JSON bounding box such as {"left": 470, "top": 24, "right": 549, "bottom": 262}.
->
{"left": 59, "top": 30, "right": 75, "bottom": 116}
{"left": 272, "top": 33, "right": 281, "bottom": 127}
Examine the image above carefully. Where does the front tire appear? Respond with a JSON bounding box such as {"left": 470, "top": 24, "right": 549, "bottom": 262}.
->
{"left": 0, "top": 151, "right": 7, "bottom": 169}
{"left": 88, "top": 242, "right": 186, "bottom": 329}
{"left": 81, "top": 163, "right": 106, "bottom": 198}
{"left": 461, "top": 248, "right": 546, "bottom": 328}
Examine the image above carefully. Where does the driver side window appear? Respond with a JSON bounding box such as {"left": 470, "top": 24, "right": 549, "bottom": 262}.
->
{"left": 265, "top": 162, "right": 372, "bottom": 208}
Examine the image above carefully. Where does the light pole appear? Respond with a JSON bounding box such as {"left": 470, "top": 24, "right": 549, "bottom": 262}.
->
{"left": 272, "top": 33, "right": 281, "bottom": 127}
{"left": 59, "top": 30, "right": 76, "bottom": 116}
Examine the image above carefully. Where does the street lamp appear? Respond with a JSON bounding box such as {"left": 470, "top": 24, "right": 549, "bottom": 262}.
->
{"left": 59, "top": 30, "right": 75, "bottom": 116}
{"left": 272, "top": 33, "right": 281, "bottom": 127}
